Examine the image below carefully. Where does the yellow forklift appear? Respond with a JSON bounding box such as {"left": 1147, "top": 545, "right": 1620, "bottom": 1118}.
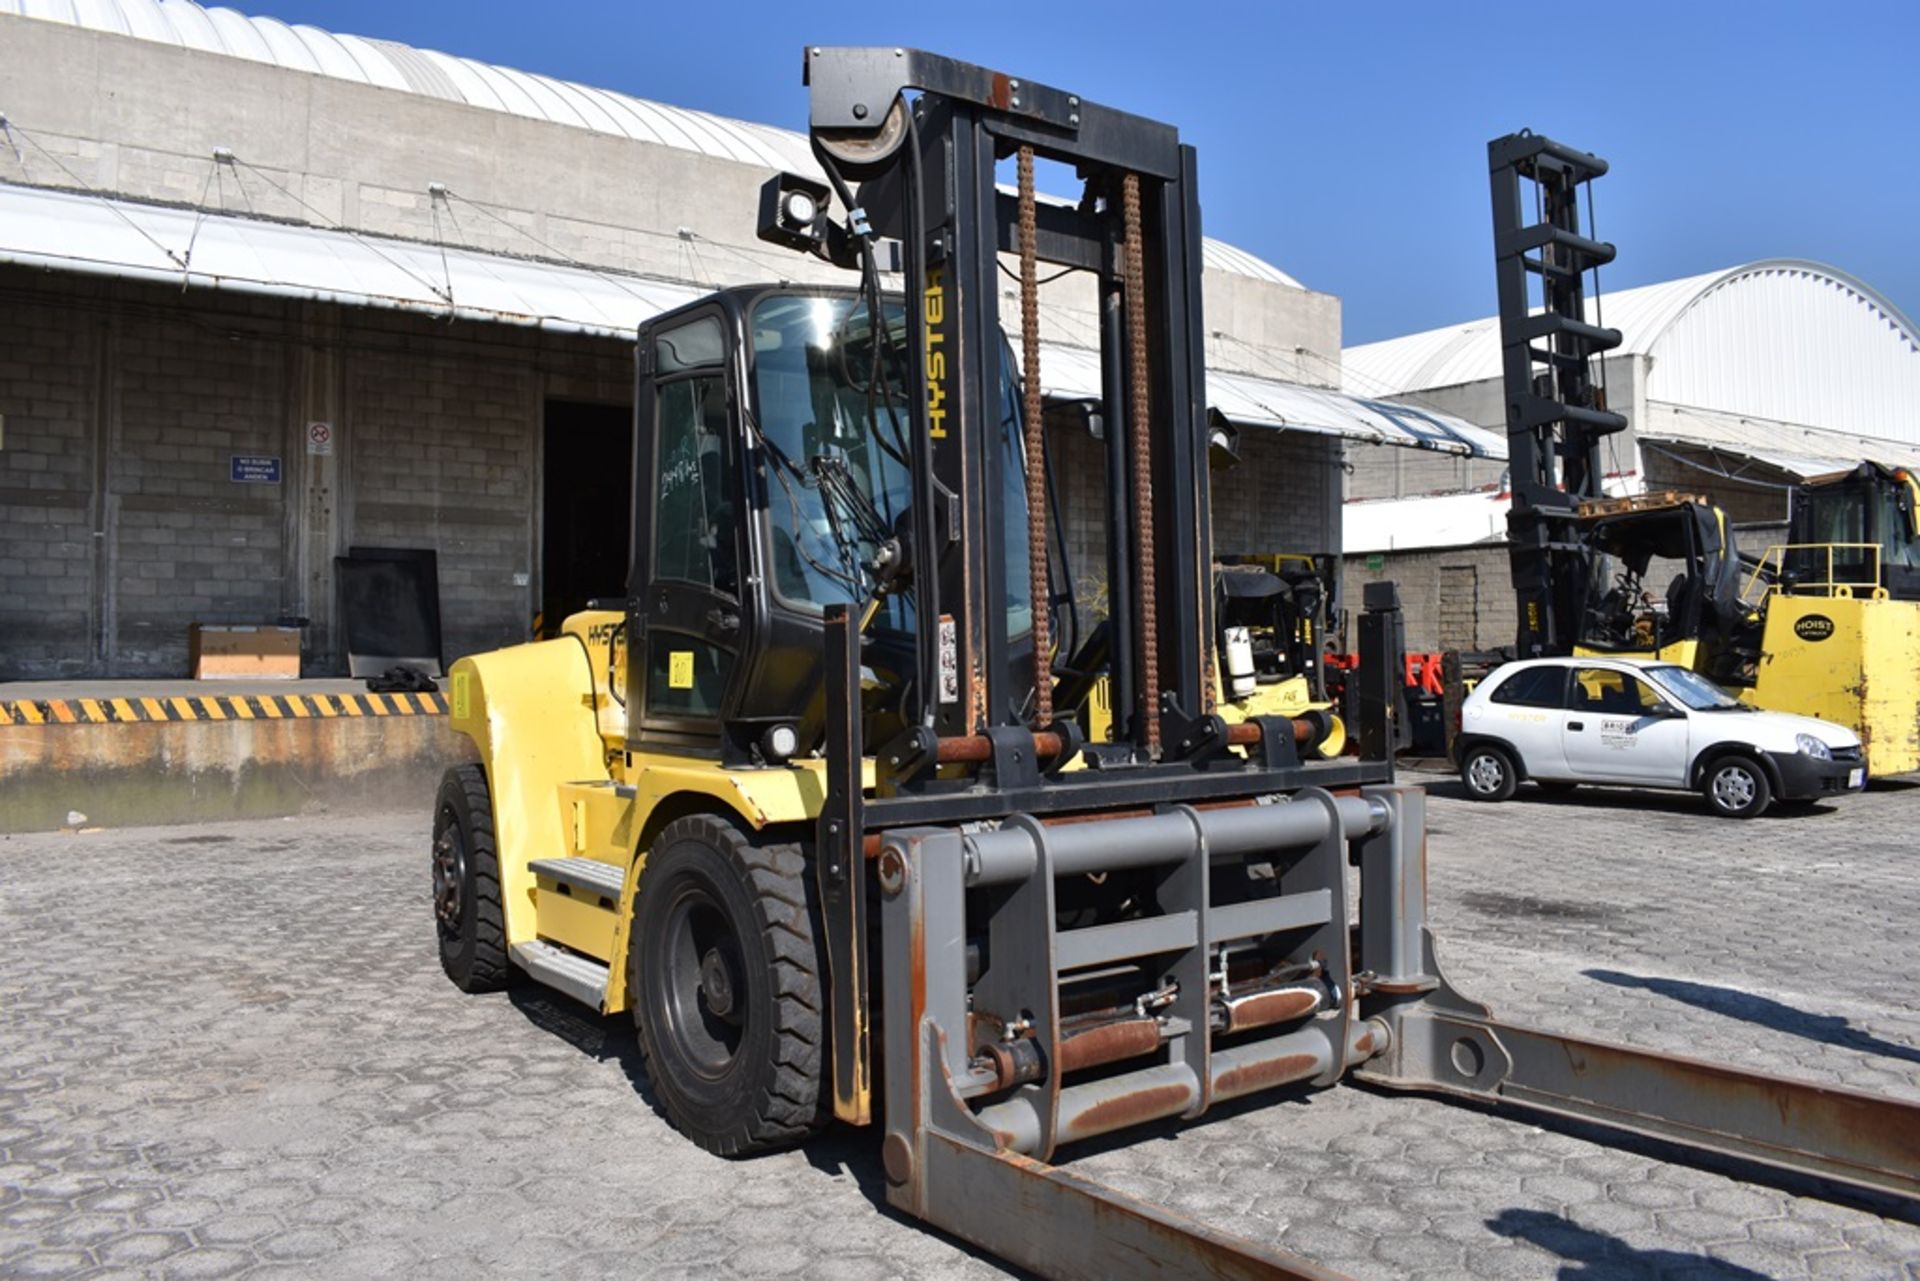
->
{"left": 432, "top": 56, "right": 1920, "bottom": 1278}
{"left": 1490, "top": 133, "right": 1920, "bottom": 776}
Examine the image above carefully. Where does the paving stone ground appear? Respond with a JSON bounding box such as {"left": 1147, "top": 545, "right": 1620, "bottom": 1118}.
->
{"left": 2, "top": 770, "right": 1917, "bottom": 1280}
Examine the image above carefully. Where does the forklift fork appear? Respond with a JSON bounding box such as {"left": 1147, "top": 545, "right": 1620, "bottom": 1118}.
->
{"left": 875, "top": 786, "right": 1920, "bottom": 1279}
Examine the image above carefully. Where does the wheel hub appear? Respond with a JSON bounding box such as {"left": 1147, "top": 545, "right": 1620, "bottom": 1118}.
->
{"left": 1469, "top": 755, "right": 1504, "bottom": 793}
{"left": 432, "top": 826, "right": 465, "bottom": 931}
{"left": 700, "top": 947, "right": 740, "bottom": 1023}
{"left": 1714, "top": 767, "right": 1755, "bottom": 809}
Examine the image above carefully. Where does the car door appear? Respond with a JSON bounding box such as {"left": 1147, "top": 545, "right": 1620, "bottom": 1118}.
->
{"left": 1480, "top": 664, "right": 1572, "bottom": 777}
{"left": 1564, "top": 667, "right": 1691, "bottom": 785}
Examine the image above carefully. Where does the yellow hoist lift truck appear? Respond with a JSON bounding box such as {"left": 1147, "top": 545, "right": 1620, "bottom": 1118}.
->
{"left": 432, "top": 54, "right": 1920, "bottom": 1278}
{"left": 1491, "top": 132, "right": 1920, "bottom": 778}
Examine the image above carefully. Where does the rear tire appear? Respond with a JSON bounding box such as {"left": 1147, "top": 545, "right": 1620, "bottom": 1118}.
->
{"left": 1702, "top": 756, "right": 1772, "bottom": 819}
{"left": 1460, "top": 744, "right": 1518, "bottom": 802}
{"left": 433, "top": 765, "right": 510, "bottom": 993}
{"left": 629, "top": 815, "right": 829, "bottom": 1155}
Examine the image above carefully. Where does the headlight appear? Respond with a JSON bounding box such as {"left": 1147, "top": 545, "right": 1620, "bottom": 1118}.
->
{"left": 1795, "top": 733, "right": 1832, "bottom": 760}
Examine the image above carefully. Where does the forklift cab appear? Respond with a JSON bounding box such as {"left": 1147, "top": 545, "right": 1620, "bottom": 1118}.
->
{"left": 626, "top": 286, "right": 1040, "bottom": 764}
{"left": 1572, "top": 499, "right": 1752, "bottom": 680}
{"left": 1787, "top": 462, "right": 1920, "bottom": 601}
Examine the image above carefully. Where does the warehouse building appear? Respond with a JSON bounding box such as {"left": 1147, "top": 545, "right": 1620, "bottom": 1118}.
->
{"left": 1338, "top": 260, "right": 1920, "bottom": 650}
{"left": 0, "top": 0, "right": 1496, "bottom": 680}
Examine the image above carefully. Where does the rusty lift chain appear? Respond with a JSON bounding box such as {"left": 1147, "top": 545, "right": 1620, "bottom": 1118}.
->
{"left": 1016, "top": 145, "right": 1053, "bottom": 728}
{"left": 1122, "top": 171, "right": 1160, "bottom": 752}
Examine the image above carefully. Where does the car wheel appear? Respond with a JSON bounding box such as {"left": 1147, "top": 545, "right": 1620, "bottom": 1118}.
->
{"left": 1702, "top": 756, "right": 1771, "bottom": 819}
{"left": 1460, "top": 744, "right": 1518, "bottom": 802}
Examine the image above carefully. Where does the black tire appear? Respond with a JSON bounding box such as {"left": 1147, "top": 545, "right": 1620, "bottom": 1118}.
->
{"left": 432, "top": 764, "right": 510, "bottom": 992}
{"left": 629, "top": 815, "right": 829, "bottom": 1155}
{"left": 1536, "top": 780, "right": 1579, "bottom": 796}
{"left": 1702, "top": 755, "right": 1772, "bottom": 819}
{"left": 1460, "top": 743, "right": 1519, "bottom": 802}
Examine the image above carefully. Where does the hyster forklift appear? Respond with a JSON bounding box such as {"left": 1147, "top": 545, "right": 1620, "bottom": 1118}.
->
{"left": 1491, "top": 132, "right": 1920, "bottom": 777}
{"left": 432, "top": 54, "right": 1920, "bottom": 1278}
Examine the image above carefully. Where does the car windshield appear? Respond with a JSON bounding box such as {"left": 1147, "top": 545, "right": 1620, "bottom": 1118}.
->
{"left": 1642, "top": 664, "right": 1743, "bottom": 710}
{"left": 747, "top": 292, "right": 1032, "bottom": 637}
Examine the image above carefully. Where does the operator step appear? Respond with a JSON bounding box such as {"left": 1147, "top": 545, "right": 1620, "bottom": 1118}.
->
{"left": 509, "top": 939, "right": 609, "bottom": 1009}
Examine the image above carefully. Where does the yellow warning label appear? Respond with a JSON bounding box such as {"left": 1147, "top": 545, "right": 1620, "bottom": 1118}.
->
{"left": 668, "top": 651, "right": 695, "bottom": 689}
{"left": 452, "top": 670, "right": 471, "bottom": 720}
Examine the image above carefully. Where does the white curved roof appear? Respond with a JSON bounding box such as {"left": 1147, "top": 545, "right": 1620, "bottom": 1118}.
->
{"left": 2, "top": 0, "right": 1304, "bottom": 289}
{"left": 1343, "top": 260, "right": 1920, "bottom": 444}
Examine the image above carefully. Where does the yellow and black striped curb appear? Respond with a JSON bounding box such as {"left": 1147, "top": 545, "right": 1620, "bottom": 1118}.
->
{"left": 0, "top": 691, "right": 447, "bottom": 726}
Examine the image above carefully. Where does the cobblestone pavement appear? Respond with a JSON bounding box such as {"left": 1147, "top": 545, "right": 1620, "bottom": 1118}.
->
{"left": 2, "top": 773, "right": 1917, "bottom": 1280}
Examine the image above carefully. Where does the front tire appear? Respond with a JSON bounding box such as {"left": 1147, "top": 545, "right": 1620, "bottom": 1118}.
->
{"left": 433, "top": 765, "right": 510, "bottom": 993}
{"left": 629, "top": 815, "right": 829, "bottom": 1156}
{"left": 1702, "top": 756, "right": 1772, "bottom": 819}
{"left": 1460, "top": 744, "right": 1519, "bottom": 802}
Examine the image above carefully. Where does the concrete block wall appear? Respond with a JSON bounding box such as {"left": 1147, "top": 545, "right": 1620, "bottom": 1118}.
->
{"left": 347, "top": 347, "right": 538, "bottom": 661}
{"left": 1050, "top": 420, "right": 1341, "bottom": 631}
{"left": 1343, "top": 543, "right": 1516, "bottom": 653}
{"left": 112, "top": 310, "right": 292, "bottom": 672}
{"left": 0, "top": 268, "right": 630, "bottom": 680}
{"left": 0, "top": 291, "right": 97, "bottom": 676}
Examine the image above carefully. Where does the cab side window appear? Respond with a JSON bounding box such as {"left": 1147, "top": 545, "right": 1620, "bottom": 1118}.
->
{"left": 1490, "top": 666, "right": 1566, "bottom": 708}
{"left": 653, "top": 375, "right": 737, "bottom": 597}
{"left": 1572, "top": 668, "right": 1663, "bottom": 715}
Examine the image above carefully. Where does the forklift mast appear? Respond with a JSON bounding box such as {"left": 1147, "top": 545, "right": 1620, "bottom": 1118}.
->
{"left": 1488, "top": 132, "right": 1627, "bottom": 657}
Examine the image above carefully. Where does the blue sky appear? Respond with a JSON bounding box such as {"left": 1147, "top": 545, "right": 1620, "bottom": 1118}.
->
{"left": 251, "top": 1, "right": 1917, "bottom": 345}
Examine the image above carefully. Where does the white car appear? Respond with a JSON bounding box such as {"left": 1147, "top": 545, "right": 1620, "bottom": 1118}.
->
{"left": 1455, "top": 657, "right": 1865, "bottom": 818}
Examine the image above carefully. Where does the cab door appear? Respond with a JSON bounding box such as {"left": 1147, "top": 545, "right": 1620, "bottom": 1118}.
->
{"left": 630, "top": 309, "right": 746, "bottom": 748}
{"left": 1564, "top": 667, "right": 1691, "bottom": 785}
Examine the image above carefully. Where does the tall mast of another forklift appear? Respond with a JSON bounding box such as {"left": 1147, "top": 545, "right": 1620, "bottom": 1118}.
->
{"left": 1488, "top": 133, "right": 1626, "bottom": 657}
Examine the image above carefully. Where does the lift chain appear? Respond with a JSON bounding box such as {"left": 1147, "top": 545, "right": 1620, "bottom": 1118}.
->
{"left": 1016, "top": 145, "right": 1053, "bottom": 727}
{"left": 1122, "top": 171, "right": 1160, "bottom": 751}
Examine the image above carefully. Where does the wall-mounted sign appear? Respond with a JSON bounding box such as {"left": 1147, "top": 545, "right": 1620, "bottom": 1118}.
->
{"left": 231, "top": 455, "right": 282, "bottom": 485}
{"left": 307, "top": 421, "right": 334, "bottom": 456}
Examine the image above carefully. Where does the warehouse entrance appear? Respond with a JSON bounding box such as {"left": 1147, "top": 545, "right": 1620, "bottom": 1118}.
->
{"left": 541, "top": 400, "right": 633, "bottom": 637}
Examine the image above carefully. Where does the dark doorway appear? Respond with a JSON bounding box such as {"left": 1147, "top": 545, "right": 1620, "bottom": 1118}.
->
{"left": 541, "top": 400, "right": 633, "bottom": 637}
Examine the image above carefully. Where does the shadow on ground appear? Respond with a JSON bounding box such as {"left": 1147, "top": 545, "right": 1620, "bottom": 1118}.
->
{"left": 1421, "top": 776, "right": 1843, "bottom": 819}
{"left": 1585, "top": 968, "right": 1920, "bottom": 1066}
{"left": 1487, "top": 1207, "right": 1772, "bottom": 1279}
{"left": 507, "top": 982, "right": 1026, "bottom": 1276}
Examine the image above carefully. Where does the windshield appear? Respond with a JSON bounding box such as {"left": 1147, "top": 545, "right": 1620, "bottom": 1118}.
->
{"left": 747, "top": 292, "right": 1032, "bottom": 637}
{"left": 1642, "top": 663, "right": 1741, "bottom": 710}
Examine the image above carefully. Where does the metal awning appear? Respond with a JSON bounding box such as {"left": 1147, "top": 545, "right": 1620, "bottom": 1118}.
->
{"left": 0, "top": 181, "right": 1503, "bottom": 459}
{"left": 1639, "top": 401, "right": 1920, "bottom": 480}
{"left": 1036, "top": 344, "right": 1503, "bottom": 458}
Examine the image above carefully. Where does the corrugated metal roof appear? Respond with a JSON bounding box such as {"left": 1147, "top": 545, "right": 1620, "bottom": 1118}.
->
{"left": 1342, "top": 260, "right": 1920, "bottom": 443}
{"left": 0, "top": 182, "right": 1464, "bottom": 459}
{"left": 1, "top": 0, "right": 1304, "bottom": 289}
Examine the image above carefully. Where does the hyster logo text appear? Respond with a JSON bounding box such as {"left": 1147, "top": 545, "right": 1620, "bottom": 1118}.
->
{"left": 924, "top": 266, "right": 948, "bottom": 439}
{"left": 1794, "top": 614, "right": 1836, "bottom": 642}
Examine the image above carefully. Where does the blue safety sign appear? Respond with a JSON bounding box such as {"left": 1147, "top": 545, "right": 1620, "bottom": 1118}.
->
{"left": 230, "top": 455, "right": 282, "bottom": 484}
